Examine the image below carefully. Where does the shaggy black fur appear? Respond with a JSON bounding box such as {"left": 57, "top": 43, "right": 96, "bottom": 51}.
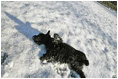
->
{"left": 32, "top": 30, "right": 89, "bottom": 78}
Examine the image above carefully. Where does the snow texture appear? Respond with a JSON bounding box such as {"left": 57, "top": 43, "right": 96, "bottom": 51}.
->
{"left": 1, "top": 1, "right": 117, "bottom": 78}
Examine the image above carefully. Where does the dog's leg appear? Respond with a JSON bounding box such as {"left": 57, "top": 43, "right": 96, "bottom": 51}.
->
{"left": 40, "top": 53, "right": 49, "bottom": 61}
{"left": 40, "top": 53, "right": 55, "bottom": 62}
{"left": 71, "top": 65, "right": 86, "bottom": 78}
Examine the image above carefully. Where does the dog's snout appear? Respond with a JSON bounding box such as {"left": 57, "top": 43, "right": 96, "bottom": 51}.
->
{"left": 32, "top": 35, "right": 36, "bottom": 40}
{"left": 34, "top": 35, "right": 37, "bottom": 37}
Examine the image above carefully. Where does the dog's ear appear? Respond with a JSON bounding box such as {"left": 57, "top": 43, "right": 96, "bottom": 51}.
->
{"left": 46, "top": 30, "right": 50, "bottom": 35}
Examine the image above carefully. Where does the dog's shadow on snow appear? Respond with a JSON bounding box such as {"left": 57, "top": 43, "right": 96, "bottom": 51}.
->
{"left": 5, "top": 12, "right": 40, "bottom": 40}
{"left": 5, "top": 12, "right": 46, "bottom": 58}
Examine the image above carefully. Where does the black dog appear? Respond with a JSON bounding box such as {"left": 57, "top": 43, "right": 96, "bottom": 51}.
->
{"left": 32, "top": 30, "right": 89, "bottom": 78}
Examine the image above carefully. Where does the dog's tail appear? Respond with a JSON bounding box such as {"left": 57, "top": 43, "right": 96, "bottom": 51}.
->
{"left": 84, "top": 60, "right": 89, "bottom": 66}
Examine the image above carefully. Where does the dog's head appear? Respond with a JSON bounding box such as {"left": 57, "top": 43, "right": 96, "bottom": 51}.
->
{"left": 32, "top": 30, "right": 51, "bottom": 45}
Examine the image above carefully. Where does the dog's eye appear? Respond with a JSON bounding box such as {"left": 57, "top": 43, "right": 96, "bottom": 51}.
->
{"left": 37, "top": 37, "right": 41, "bottom": 40}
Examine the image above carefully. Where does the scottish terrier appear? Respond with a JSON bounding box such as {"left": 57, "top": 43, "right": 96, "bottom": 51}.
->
{"left": 32, "top": 30, "right": 89, "bottom": 78}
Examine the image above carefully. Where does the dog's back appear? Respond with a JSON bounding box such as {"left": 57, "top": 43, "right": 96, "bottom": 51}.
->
{"left": 56, "top": 43, "right": 89, "bottom": 66}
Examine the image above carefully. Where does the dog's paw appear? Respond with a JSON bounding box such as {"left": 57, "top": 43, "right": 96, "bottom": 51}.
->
{"left": 39, "top": 57, "right": 48, "bottom": 64}
{"left": 40, "top": 59, "right": 48, "bottom": 65}
{"left": 42, "top": 60, "right": 48, "bottom": 64}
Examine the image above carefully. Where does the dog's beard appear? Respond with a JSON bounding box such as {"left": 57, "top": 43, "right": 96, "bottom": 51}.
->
{"left": 34, "top": 41, "right": 42, "bottom": 45}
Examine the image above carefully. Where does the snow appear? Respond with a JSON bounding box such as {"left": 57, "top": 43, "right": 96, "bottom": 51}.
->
{"left": 1, "top": 1, "right": 117, "bottom": 78}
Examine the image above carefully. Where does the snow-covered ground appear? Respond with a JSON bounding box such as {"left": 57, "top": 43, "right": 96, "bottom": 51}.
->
{"left": 1, "top": 1, "right": 117, "bottom": 78}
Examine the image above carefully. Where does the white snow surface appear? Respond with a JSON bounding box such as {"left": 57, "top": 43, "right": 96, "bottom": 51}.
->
{"left": 1, "top": 1, "right": 117, "bottom": 78}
